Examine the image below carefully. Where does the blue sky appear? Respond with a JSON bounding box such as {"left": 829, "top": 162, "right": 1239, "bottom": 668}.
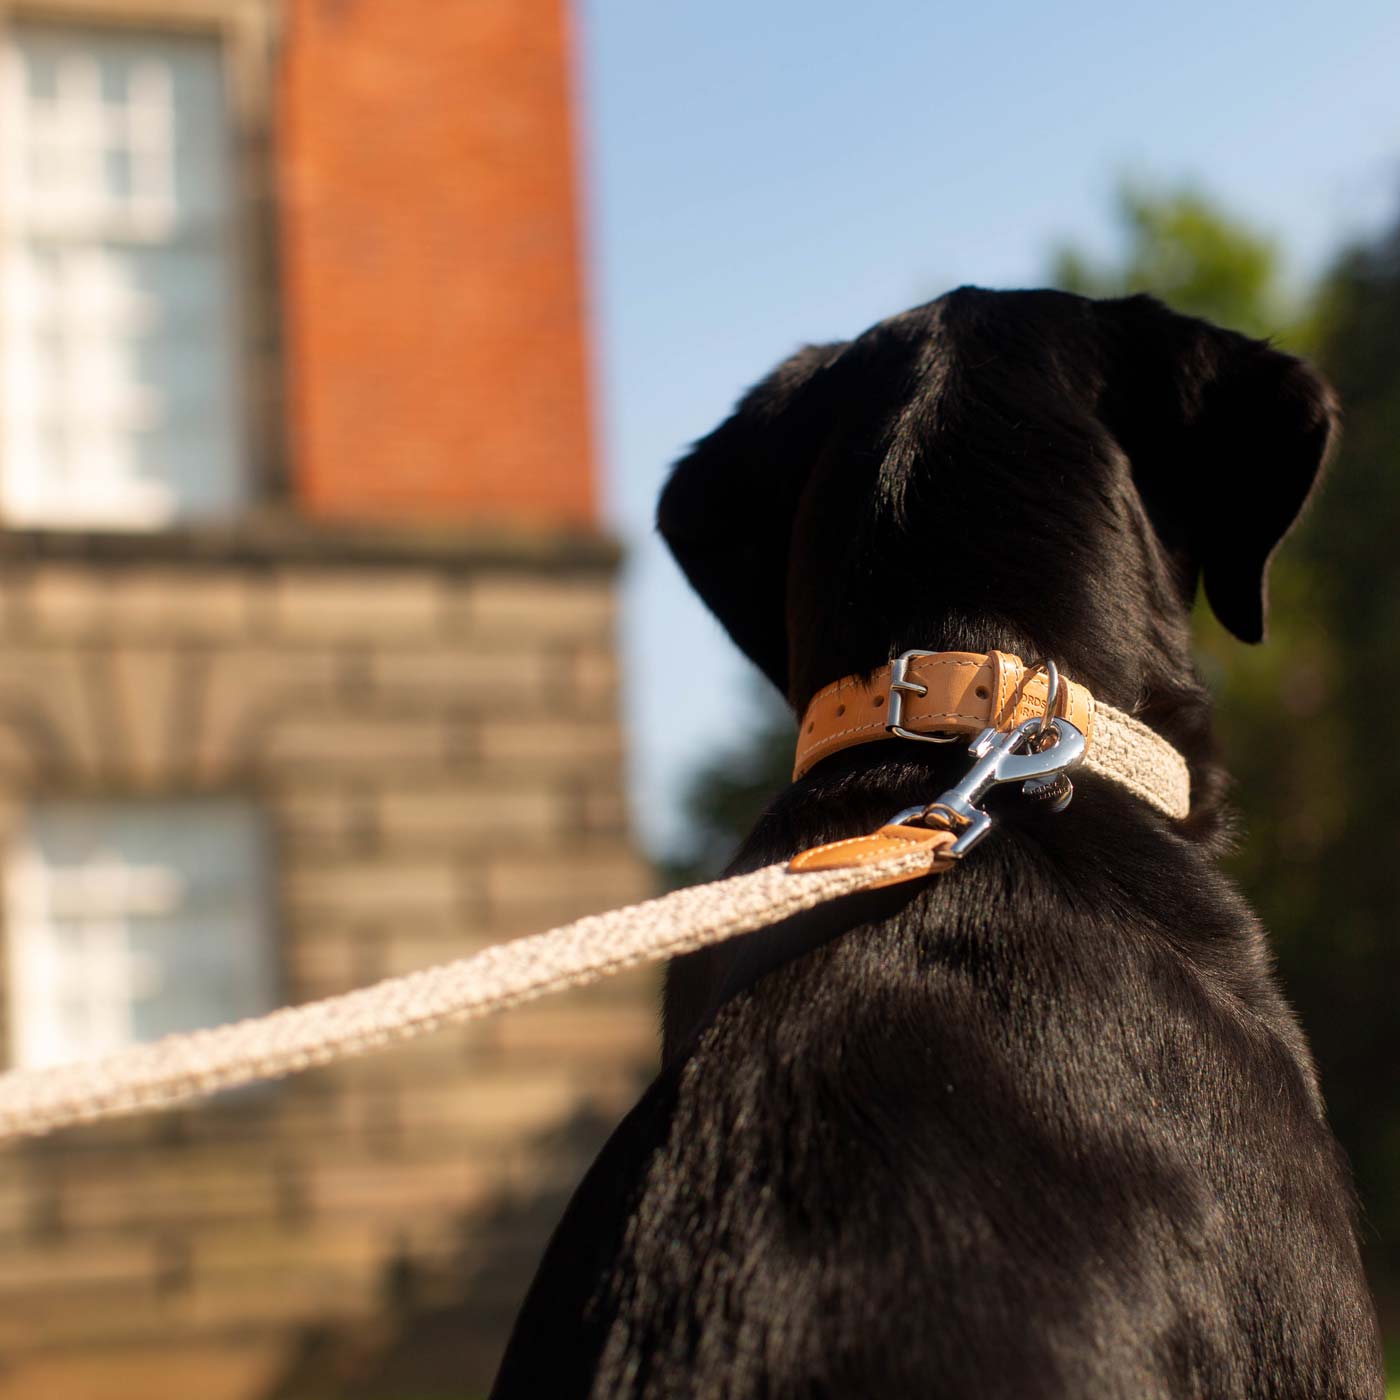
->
{"left": 574, "top": 0, "right": 1400, "bottom": 856}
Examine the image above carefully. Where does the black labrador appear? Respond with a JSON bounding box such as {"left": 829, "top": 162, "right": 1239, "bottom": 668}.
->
{"left": 490, "top": 288, "right": 1383, "bottom": 1398}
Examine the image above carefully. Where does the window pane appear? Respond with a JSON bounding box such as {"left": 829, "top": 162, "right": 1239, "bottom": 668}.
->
{"left": 4, "top": 799, "right": 275, "bottom": 1069}
{"left": 0, "top": 22, "right": 246, "bottom": 528}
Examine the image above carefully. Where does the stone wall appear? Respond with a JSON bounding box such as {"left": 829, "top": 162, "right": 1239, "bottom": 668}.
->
{"left": 0, "top": 523, "right": 656, "bottom": 1400}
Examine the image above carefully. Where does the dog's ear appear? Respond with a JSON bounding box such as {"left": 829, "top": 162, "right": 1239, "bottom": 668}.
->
{"left": 1103, "top": 295, "right": 1338, "bottom": 644}
{"left": 657, "top": 342, "right": 845, "bottom": 692}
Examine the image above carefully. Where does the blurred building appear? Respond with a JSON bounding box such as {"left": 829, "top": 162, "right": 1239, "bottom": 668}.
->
{"left": 0, "top": 2, "right": 654, "bottom": 1397}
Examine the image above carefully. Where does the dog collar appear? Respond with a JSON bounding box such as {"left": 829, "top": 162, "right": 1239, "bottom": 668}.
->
{"left": 793, "top": 650, "right": 1190, "bottom": 821}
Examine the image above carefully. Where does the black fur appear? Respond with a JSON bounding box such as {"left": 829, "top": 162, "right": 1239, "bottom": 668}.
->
{"left": 490, "top": 288, "right": 1383, "bottom": 1398}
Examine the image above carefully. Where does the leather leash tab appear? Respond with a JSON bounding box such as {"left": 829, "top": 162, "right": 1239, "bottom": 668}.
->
{"left": 788, "top": 823, "right": 959, "bottom": 889}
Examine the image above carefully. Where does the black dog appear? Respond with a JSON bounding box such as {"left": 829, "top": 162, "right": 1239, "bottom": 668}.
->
{"left": 491, "top": 288, "right": 1383, "bottom": 1398}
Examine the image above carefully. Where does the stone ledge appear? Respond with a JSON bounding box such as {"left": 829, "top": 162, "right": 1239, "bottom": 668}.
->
{"left": 0, "top": 512, "right": 622, "bottom": 573}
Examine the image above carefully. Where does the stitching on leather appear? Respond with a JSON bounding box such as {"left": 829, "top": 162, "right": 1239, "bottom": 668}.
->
{"left": 842, "top": 839, "right": 951, "bottom": 867}
{"left": 790, "top": 832, "right": 881, "bottom": 862}
{"left": 804, "top": 658, "right": 985, "bottom": 735}
{"left": 839, "top": 845, "right": 934, "bottom": 867}
{"left": 798, "top": 705, "right": 988, "bottom": 772}
{"left": 910, "top": 658, "right": 983, "bottom": 672}
{"left": 804, "top": 718, "right": 888, "bottom": 750}
{"left": 806, "top": 655, "right": 985, "bottom": 712}
{"left": 793, "top": 726, "right": 885, "bottom": 776}
{"left": 792, "top": 832, "right": 950, "bottom": 870}
{"left": 791, "top": 838, "right": 906, "bottom": 867}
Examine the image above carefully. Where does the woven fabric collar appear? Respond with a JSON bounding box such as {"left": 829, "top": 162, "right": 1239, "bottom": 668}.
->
{"left": 792, "top": 649, "right": 1190, "bottom": 821}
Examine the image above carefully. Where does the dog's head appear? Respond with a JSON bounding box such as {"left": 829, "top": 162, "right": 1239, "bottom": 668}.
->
{"left": 658, "top": 288, "right": 1336, "bottom": 723}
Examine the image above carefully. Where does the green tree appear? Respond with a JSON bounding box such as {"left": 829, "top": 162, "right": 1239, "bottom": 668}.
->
{"left": 1057, "top": 183, "right": 1399, "bottom": 1319}
{"left": 1051, "top": 183, "right": 1295, "bottom": 341}
{"left": 1286, "top": 226, "right": 1400, "bottom": 1320}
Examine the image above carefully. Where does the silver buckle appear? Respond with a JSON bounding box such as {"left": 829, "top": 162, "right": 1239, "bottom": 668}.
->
{"left": 887, "top": 649, "right": 960, "bottom": 744}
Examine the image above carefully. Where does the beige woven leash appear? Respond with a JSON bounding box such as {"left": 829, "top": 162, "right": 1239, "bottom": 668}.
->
{"left": 0, "top": 679, "right": 1187, "bottom": 1145}
{"left": 0, "top": 845, "right": 945, "bottom": 1143}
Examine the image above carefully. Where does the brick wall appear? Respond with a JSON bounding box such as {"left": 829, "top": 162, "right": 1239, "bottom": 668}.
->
{"left": 279, "top": 0, "right": 599, "bottom": 525}
{"left": 0, "top": 526, "right": 655, "bottom": 1400}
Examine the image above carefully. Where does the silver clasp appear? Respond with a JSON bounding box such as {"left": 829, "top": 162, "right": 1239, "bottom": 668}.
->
{"left": 888, "top": 716, "right": 1086, "bottom": 858}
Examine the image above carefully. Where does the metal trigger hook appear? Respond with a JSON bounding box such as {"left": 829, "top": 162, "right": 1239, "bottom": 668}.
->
{"left": 887, "top": 716, "right": 1086, "bottom": 857}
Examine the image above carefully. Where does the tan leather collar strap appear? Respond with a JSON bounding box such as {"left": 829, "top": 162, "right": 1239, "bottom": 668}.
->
{"left": 793, "top": 650, "right": 1190, "bottom": 821}
{"left": 795, "top": 651, "right": 1094, "bottom": 778}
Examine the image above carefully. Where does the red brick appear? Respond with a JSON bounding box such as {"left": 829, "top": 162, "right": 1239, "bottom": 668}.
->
{"left": 279, "top": 0, "right": 597, "bottom": 525}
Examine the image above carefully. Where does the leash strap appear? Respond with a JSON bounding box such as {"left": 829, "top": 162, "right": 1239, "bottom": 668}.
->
{"left": 0, "top": 843, "right": 950, "bottom": 1143}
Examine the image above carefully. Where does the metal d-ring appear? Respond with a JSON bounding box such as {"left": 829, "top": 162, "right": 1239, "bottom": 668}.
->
{"left": 1027, "top": 657, "right": 1060, "bottom": 743}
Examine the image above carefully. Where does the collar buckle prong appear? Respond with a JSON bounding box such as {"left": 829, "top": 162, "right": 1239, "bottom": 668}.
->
{"left": 887, "top": 650, "right": 959, "bottom": 743}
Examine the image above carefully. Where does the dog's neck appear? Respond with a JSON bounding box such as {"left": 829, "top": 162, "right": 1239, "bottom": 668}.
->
{"left": 786, "top": 616, "right": 1225, "bottom": 844}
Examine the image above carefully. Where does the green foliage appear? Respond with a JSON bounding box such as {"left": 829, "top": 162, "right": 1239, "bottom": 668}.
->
{"left": 1057, "top": 183, "right": 1400, "bottom": 1319}
{"left": 1063, "top": 183, "right": 1400, "bottom": 1318}
{"left": 1282, "top": 226, "right": 1400, "bottom": 1312}
{"left": 1051, "top": 182, "right": 1291, "bottom": 342}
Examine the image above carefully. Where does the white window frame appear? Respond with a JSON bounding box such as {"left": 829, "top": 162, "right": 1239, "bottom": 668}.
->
{"left": 0, "top": 19, "right": 243, "bottom": 526}
{"left": 0, "top": 0, "right": 281, "bottom": 528}
{"left": 3, "top": 796, "right": 277, "bottom": 1070}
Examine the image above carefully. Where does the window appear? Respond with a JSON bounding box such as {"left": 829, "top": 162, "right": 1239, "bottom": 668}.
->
{"left": 0, "top": 21, "right": 246, "bottom": 527}
{"left": 4, "top": 799, "right": 274, "bottom": 1069}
